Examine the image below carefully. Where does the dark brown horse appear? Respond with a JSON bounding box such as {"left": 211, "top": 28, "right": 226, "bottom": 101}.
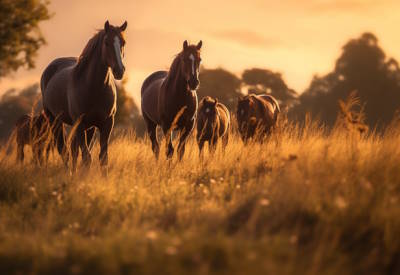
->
{"left": 41, "top": 21, "right": 127, "bottom": 173}
{"left": 14, "top": 112, "right": 53, "bottom": 165}
{"left": 236, "top": 94, "right": 280, "bottom": 142}
{"left": 196, "top": 96, "right": 230, "bottom": 154}
{"left": 141, "top": 40, "right": 202, "bottom": 160}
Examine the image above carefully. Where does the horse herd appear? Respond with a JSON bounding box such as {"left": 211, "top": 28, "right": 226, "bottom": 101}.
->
{"left": 12, "top": 21, "right": 280, "bottom": 173}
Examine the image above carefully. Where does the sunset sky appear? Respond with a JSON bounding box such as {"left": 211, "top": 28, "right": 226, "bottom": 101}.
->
{"left": 1, "top": 0, "right": 400, "bottom": 104}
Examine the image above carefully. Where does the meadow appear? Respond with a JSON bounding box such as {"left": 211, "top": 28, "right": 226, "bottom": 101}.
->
{"left": 1, "top": 106, "right": 400, "bottom": 275}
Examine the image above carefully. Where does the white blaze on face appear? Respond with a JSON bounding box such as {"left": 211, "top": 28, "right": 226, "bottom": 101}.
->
{"left": 205, "top": 107, "right": 210, "bottom": 113}
{"left": 113, "top": 36, "right": 124, "bottom": 72}
{"left": 189, "top": 54, "right": 196, "bottom": 76}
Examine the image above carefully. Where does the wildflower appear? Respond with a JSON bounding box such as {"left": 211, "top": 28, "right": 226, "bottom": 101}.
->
{"left": 146, "top": 230, "right": 158, "bottom": 241}
{"left": 259, "top": 198, "right": 270, "bottom": 206}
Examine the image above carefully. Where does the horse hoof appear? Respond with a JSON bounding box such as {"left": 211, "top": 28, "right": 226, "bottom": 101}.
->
{"left": 166, "top": 149, "right": 174, "bottom": 159}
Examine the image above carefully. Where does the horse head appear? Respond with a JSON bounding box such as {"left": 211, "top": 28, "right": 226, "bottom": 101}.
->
{"left": 102, "top": 20, "right": 127, "bottom": 80}
{"left": 237, "top": 96, "right": 253, "bottom": 124}
{"left": 201, "top": 96, "right": 218, "bottom": 119}
{"left": 180, "top": 40, "right": 202, "bottom": 90}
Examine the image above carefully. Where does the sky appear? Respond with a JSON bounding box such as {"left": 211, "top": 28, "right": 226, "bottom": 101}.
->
{"left": 1, "top": 0, "right": 400, "bottom": 104}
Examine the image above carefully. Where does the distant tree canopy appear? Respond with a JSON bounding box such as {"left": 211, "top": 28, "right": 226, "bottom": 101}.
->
{"left": 0, "top": 0, "right": 51, "bottom": 77}
{"left": 115, "top": 79, "right": 146, "bottom": 136}
{"left": 198, "top": 68, "right": 242, "bottom": 110}
{"left": 291, "top": 32, "right": 400, "bottom": 128}
{"left": 0, "top": 84, "right": 41, "bottom": 140}
{"left": 242, "top": 68, "right": 298, "bottom": 106}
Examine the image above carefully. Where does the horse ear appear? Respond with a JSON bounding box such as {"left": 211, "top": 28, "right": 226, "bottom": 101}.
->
{"left": 105, "top": 20, "right": 110, "bottom": 32}
{"left": 120, "top": 21, "right": 127, "bottom": 31}
{"left": 197, "top": 40, "right": 203, "bottom": 50}
{"left": 214, "top": 98, "right": 218, "bottom": 106}
{"left": 183, "top": 40, "right": 188, "bottom": 51}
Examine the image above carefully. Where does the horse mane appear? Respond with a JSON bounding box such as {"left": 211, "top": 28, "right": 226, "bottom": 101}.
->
{"left": 164, "top": 52, "right": 183, "bottom": 91}
{"left": 75, "top": 30, "right": 106, "bottom": 76}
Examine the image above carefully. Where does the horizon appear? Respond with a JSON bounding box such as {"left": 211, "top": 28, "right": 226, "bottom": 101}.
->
{"left": 0, "top": 0, "right": 399, "bottom": 105}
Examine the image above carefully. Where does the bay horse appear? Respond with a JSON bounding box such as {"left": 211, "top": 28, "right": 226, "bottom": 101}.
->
{"left": 196, "top": 97, "right": 230, "bottom": 154}
{"left": 14, "top": 112, "right": 53, "bottom": 165}
{"left": 141, "top": 40, "right": 202, "bottom": 160}
{"left": 236, "top": 94, "right": 280, "bottom": 142}
{"left": 41, "top": 21, "right": 127, "bottom": 173}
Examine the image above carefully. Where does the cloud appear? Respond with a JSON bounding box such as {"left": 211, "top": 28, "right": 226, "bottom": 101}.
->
{"left": 210, "top": 30, "right": 280, "bottom": 49}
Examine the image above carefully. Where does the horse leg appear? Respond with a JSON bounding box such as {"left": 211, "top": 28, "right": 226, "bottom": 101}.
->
{"left": 36, "top": 145, "right": 44, "bottom": 166}
{"left": 45, "top": 143, "right": 51, "bottom": 165}
{"left": 99, "top": 116, "right": 114, "bottom": 175}
{"left": 177, "top": 120, "right": 195, "bottom": 160}
{"left": 208, "top": 136, "right": 217, "bottom": 155}
{"left": 78, "top": 125, "right": 92, "bottom": 169}
{"left": 71, "top": 134, "right": 80, "bottom": 174}
{"left": 46, "top": 110, "right": 68, "bottom": 166}
{"left": 143, "top": 113, "right": 159, "bottom": 159}
{"left": 86, "top": 127, "right": 96, "bottom": 152}
{"left": 17, "top": 143, "right": 24, "bottom": 163}
{"left": 162, "top": 125, "right": 174, "bottom": 159}
{"left": 222, "top": 131, "right": 229, "bottom": 152}
{"left": 198, "top": 138, "right": 205, "bottom": 157}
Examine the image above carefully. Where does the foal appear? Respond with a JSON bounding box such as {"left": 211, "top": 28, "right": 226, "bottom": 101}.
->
{"left": 15, "top": 112, "right": 53, "bottom": 165}
{"left": 236, "top": 94, "right": 280, "bottom": 142}
{"left": 196, "top": 97, "right": 230, "bottom": 154}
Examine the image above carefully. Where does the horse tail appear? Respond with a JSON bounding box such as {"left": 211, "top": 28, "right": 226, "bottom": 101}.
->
{"left": 258, "top": 94, "right": 280, "bottom": 123}
{"left": 217, "top": 103, "right": 231, "bottom": 136}
{"left": 141, "top": 71, "right": 167, "bottom": 97}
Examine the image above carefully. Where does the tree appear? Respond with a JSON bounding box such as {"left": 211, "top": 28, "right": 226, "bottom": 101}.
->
{"left": 0, "top": 83, "right": 41, "bottom": 140}
{"left": 198, "top": 67, "right": 242, "bottom": 110}
{"left": 242, "top": 68, "right": 298, "bottom": 106}
{"left": 291, "top": 32, "right": 400, "bottom": 128}
{"left": 0, "top": 0, "right": 51, "bottom": 77}
{"left": 115, "top": 79, "right": 146, "bottom": 136}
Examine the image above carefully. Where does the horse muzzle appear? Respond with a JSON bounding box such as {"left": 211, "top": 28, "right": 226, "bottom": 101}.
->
{"left": 113, "top": 65, "right": 125, "bottom": 80}
{"left": 188, "top": 79, "right": 199, "bottom": 90}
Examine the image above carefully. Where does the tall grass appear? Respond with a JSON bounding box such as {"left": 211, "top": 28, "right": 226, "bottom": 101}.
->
{"left": 0, "top": 103, "right": 400, "bottom": 274}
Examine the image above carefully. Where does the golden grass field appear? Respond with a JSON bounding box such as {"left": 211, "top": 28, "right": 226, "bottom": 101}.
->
{"left": 1, "top": 108, "right": 400, "bottom": 275}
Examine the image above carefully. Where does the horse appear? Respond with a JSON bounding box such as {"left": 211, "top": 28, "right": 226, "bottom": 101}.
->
{"left": 14, "top": 112, "right": 53, "bottom": 165}
{"left": 236, "top": 94, "right": 280, "bottom": 142}
{"left": 196, "top": 96, "right": 230, "bottom": 154}
{"left": 40, "top": 20, "right": 127, "bottom": 173}
{"left": 141, "top": 40, "right": 202, "bottom": 160}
